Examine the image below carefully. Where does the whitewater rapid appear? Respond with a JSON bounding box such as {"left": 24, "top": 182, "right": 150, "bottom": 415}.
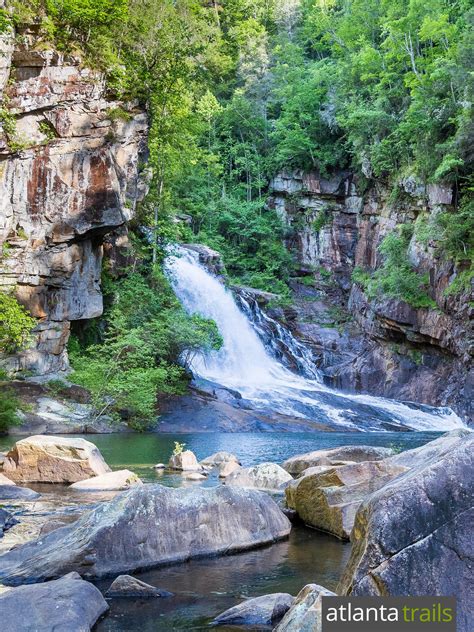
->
{"left": 165, "top": 247, "right": 466, "bottom": 432}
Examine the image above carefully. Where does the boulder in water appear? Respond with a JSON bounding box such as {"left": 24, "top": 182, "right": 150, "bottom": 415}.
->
{"left": 225, "top": 462, "right": 292, "bottom": 491}
{"left": 168, "top": 450, "right": 203, "bottom": 471}
{"left": 285, "top": 461, "right": 407, "bottom": 539}
{"left": 282, "top": 446, "right": 393, "bottom": 475}
{"left": 0, "top": 572, "right": 108, "bottom": 631}
{"left": 274, "top": 584, "right": 336, "bottom": 632}
{"left": 339, "top": 430, "right": 474, "bottom": 632}
{"left": 218, "top": 460, "right": 241, "bottom": 478}
{"left": 3, "top": 435, "right": 111, "bottom": 483}
{"left": 70, "top": 469, "right": 142, "bottom": 491}
{"left": 0, "top": 484, "right": 291, "bottom": 584}
{"left": 201, "top": 451, "right": 241, "bottom": 468}
{"left": 105, "top": 574, "right": 174, "bottom": 598}
{"left": 213, "top": 593, "right": 294, "bottom": 626}
{"left": 183, "top": 472, "right": 207, "bottom": 481}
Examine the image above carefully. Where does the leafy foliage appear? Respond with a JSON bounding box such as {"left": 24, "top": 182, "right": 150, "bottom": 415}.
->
{"left": 0, "top": 387, "right": 22, "bottom": 433}
{"left": 0, "top": 292, "right": 35, "bottom": 354}
{"left": 69, "top": 266, "right": 222, "bottom": 429}
{"left": 352, "top": 229, "right": 436, "bottom": 309}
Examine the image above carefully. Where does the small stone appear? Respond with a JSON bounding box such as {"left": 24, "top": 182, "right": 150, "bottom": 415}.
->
{"left": 70, "top": 469, "right": 142, "bottom": 491}
{"left": 153, "top": 463, "right": 165, "bottom": 469}
{"left": 105, "top": 574, "right": 173, "bottom": 598}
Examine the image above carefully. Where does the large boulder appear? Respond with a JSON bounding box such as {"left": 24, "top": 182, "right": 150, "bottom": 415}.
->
{"left": 282, "top": 446, "right": 393, "bottom": 475}
{"left": 0, "top": 473, "right": 15, "bottom": 485}
{"left": 0, "top": 485, "right": 40, "bottom": 501}
{"left": 339, "top": 432, "right": 474, "bottom": 632}
{"left": 225, "top": 462, "right": 292, "bottom": 491}
{"left": 2, "top": 435, "right": 111, "bottom": 483}
{"left": 168, "top": 450, "right": 203, "bottom": 471}
{"left": 274, "top": 584, "right": 336, "bottom": 632}
{"left": 105, "top": 574, "right": 173, "bottom": 598}
{"left": 286, "top": 461, "right": 407, "bottom": 539}
{"left": 213, "top": 593, "right": 294, "bottom": 626}
{"left": 0, "top": 572, "right": 108, "bottom": 631}
{"left": 70, "top": 469, "right": 142, "bottom": 491}
{"left": 0, "top": 484, "right": 291, "bottom": 584}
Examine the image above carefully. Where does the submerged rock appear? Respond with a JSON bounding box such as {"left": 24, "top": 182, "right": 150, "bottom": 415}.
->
{"left": 339, "top": 431, "right": 474, "bottom": 632}
{"left": 286, "top": 461, "right": 407, "bottom": 539}
{"left": 168, "top": 450, "right": 203, "bottom": 471}
{"left": 274, "top": 584, "right": 336, "bottom": 632}
{"left": 0, "top": 571, "right": 108, "bottom": 631}
{"left": 3, "top": 435, "right": 111, "bottom": 483}
{"left": 70, "top": 469, "right": 142, "bottom": 491}
{"left": 282, "top": 446, "right": 393, "bottom": 475}
{"left": 213, "top": 593, "right": 294, "bottom": 626}
{"left": 0, "top": 484, "right": 291, "bottom": 584}
{"left": 105, "top": 574, "right": 174, "bottom": 598}
{"left": 225, "top": 462, "right": 292, "bottom": 491}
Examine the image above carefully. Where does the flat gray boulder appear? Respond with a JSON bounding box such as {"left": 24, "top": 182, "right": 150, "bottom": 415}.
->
{"left": 213, "top": 593, "right": 294, "bottom": 626}
{"left": 274, "top": 584, "right": 336, "bottom": 631}
{"left": 0, "top": 484, "right": 291, "bottom": 584}
{"left": 339, "top": 431, "right": 473, "bottom": 632}
{"left": 0, "top": 571, "right": 108, "bottom": 631}
{"left": 282, "top": 446, "right": 393, "bottom": 475}
{"left": 70, "top": 469, "right": 142, "bottom": 491}
{"left": 105, "top": 574, "right": 173, "bottom": 598}
{"left": 0, "top": 485, "right": 40, "bottom": 501}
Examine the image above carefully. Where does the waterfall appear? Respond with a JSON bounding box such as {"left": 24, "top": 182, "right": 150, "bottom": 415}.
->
{"left": 165, "top": 246, "right": 466, "bottom": 432}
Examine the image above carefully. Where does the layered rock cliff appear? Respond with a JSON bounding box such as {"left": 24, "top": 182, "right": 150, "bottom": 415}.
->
{"left": 0, "top": 22, "right": 148, "bottom": 373}
{"left": 268, "top": 171, "right": 473, "bottom": 421}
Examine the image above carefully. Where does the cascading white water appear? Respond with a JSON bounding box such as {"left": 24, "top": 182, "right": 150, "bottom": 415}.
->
{"left": 165, "top": 247, "right": 466, "bottom": 432}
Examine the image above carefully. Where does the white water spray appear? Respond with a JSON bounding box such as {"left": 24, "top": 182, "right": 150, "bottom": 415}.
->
{"left": 165, "top": 247, "right": 465, "bottom": 432}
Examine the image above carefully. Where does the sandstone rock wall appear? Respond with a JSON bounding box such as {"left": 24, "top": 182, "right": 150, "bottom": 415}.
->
{"left": 0, "top": 24, "right": 148, "bottom": 374}
{"left": 268, "top": 170, "right": 473, "bottom": 420}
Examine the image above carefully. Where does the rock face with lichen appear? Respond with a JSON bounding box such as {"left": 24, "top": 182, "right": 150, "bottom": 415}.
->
{"left": 267, "top": 170, "right": 473, "bottom": 421}
{"left": 0, "top": 21, "right": 148, "bottom": 375}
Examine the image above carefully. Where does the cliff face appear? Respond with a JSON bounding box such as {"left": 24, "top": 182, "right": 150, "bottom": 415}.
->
{"left": 0, "top": 24, "right": 148, "bottom": 373}
{"left": 268, "top": 171, "right": 473, "bottom": 421}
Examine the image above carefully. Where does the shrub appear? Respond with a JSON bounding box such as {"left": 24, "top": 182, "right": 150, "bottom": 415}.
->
{"left": 0, "top": 387, "right": 22, "bottom": 433}
{"left": 0, "top": 292, "right": 36, "bottom": 354}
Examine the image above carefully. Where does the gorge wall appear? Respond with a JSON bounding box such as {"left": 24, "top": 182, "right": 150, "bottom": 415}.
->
{"left": 267, "top": 171, "right": 473, "bottom": 421}
{"left": 0, "top": 21, "right": 148, "bottom": 374}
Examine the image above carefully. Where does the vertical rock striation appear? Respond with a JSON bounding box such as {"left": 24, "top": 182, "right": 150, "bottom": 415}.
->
{"left": 268, "top": 170, "right": 473, "bottom": 420}
{"left": 0, "top": 23, "right": 148, "bottom": 374}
